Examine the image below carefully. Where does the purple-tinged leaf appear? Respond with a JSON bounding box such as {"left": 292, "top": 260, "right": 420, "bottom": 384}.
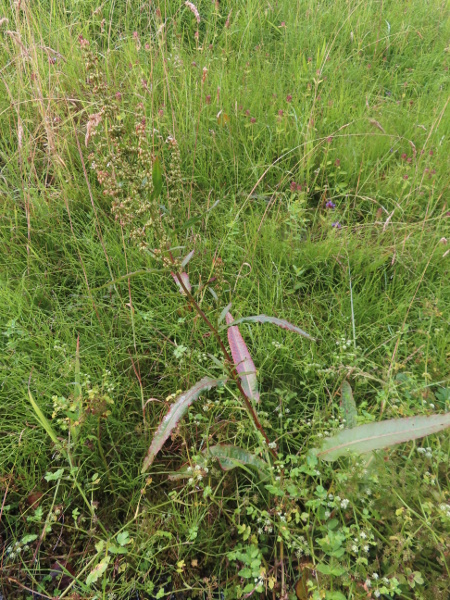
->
{"left": 181, "top": 249, "right": 195, "bottom": 268}
{"left": 171, "top": 272, "right": 192, "bottom": 295}
{"left": 341, "top": 380, "right": 357, "bottom": 429}
{"left": 168, "top": 444, "right": 269, "bottom": 480}
{"left": 316, "top": 412, "right": 450, "bottom": 462}
{"left": 142, "top": 377, "right": 224, "bottom": 472}
{"left": 224, "top": 315, "right": 315, "bottom": 341}
{"left": 218, "top": 302, "right": 232, "bottom": 324}
{"left": 226, "top": 313, "right": 259, "bottom": 403}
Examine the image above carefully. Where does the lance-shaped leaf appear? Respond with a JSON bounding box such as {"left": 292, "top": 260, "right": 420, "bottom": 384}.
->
{"left": 142, "top": 377, "right": 224, "bottom": 473}
{"left": 316, "top": 412, "right": 450, "bottom": 462}
{"left": 207, "top": 444, "right": 269, "bottom": 475}
{"left": 28, "top": 391, "right": 60, "bottom": 447}
{"left": 181, "top": 249, "right": 195, "bottom": 268}
{"left": 218, "top": 302, "right": 232, "bottom": 324}
{"left": 341, "top": 380, "right": 357, "bottom": 429}
{"left": 168, "top": 444, "right": 269, "bottom": 480}
{"left": 226, "top": 312, "right": 259, "bottom": 402}
{"left": 151, "top": 157, "right": 163, "bottom": 201}
{"left": 171, "top": 271, "right": 192, "bottom": 295}
{"left": 224, "top": 314, "right": 315, "bottom": 341}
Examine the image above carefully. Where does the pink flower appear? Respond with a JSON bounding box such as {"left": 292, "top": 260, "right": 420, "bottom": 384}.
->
{"left": 280, "top": 22, "right": 286, "bottom": 27}
{"left": 185, "top": 1, "right": 201, "bottom": 24}
{"left": 286, "top": 94, "right": 292, "bottom": 102}
{"left": 278, "top": 109, "right": 284, "bottom": 117}
{"left": 401, "top": 153, "right": 407, "bottom": 160}
{"left": 205, "top": 95, "right": 211, "bottom": 104}
{"left": 250, "top": 117, "right": 256, "bottom": 123}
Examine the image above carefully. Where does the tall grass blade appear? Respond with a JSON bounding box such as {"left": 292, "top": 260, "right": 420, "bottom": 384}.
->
{"left": 28, "top": 391, "right": 60, "bottom": 447}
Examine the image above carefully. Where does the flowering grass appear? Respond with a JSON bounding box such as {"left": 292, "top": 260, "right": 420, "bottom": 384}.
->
{"left": 0, "top": 0, "right": 449, "bottom": 598}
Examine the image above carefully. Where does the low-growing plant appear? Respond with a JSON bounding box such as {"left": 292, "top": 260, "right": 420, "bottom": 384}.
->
{"left": 21, "top": 37, "right": 450, "bottom": 599}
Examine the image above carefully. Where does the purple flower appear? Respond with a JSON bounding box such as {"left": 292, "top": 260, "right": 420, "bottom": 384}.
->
{"left": 332, "top": 222, "right": 342, "bottom": 229}
{"left": 326, "top": 201, "right": 336, "bottom": 209}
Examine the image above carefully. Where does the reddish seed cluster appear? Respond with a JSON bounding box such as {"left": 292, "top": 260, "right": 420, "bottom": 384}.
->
{"left": 290, "top": 182, "right": 302, "bottom": 192}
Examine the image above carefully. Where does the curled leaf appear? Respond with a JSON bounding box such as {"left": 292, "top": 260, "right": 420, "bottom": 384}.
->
{"left": 169, "top": 444, "right": 269, "bottom": 480}
{"left": 207, "top": 444, "right": 269, "bottom": 475}
{"left": 142, "top": 378, "right": 224, "bottom": 472}
{"left": 224, "top": 314, "right": 315, "bottom": 341}
{"left": 171, "top": 272, "right": 192, "bottom": 295}
{"left": 316, "top": 412, "right": 450, "bottom": 461}
{"left": 226, "top": 313, "right": 259, "bottom": 402}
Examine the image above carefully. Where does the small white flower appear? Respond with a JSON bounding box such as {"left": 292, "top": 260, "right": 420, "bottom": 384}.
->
{"left": 324, "top": 510, "right": 331, "bottom": 518}
{"left": 373, "top": 573, "right": 379, "bottom": 580}
{"left": 363, "top": 544, "right": 370, "bottom": 553}
{"left": 341, "top": 499, "right": 350, "bottom": 509}
{"left": 351, "top": 544, "right": 358, "bottom": 552}
{"left": 365, "top": 579, "right": 371, "bottom": 588}
{"left": 360, "top": 531, "right": 367, "bottom": 539}
{"left": 374, "top": 591, "right": 381, "bottom": 598}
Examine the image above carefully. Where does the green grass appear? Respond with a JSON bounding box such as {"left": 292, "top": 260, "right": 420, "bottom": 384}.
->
{"left": 0, "top": 0, "right": 449, "bottom": 598}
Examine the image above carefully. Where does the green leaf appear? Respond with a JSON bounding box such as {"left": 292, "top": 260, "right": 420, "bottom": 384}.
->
{"left": 108, "top": 544, "right": 128, "bottom": 555}
{"left": 44, "top": 468, "right": 65, "bottom": 482}
{"left": 223, "top": 314, "right": 315, "bottom": 341}
{"left": 71, "top": 336, "right": 82, "bottom": 442}
{"left": 316, "top": 412, "right": 450, "bottom": 461}
{"left": 28, "top": 391, "right": 60, "bottom": 446}
{"left": 86, "top": 555, "right": 110, "bottom": 587}
{"left": 207, "top": 444, "right": 269, "bottom": 476}
{"left": 151, "top": 157, "right": 163, "bottom": 201}
{"left": 239, "top": 567, "right": 252, "bottom": 578}
{"left": 21, "top": 534, "right": 38, "bottom": 544}
{"left": 341, "top": 380, "right": 357, "bottom": 428}
{"left": 218, "top": 302, "right": 232, "bottom": 324}
{"left": 142, "top": 378, "right": 225, "bottom": 472}
{"left": 168, "top": 444, "right": 269, "bottom": 480}
{"left": 116, "top": 531, "right": 131, "bottom": 546}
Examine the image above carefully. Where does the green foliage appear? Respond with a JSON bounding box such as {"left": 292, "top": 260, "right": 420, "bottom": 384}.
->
{"left": 0, "top": 0, "right": 449, "bottom": 598}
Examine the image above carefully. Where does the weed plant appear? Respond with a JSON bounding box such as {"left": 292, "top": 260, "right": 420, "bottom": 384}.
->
{"left": 0, "top": 1, "right": 449, "bottom": 599}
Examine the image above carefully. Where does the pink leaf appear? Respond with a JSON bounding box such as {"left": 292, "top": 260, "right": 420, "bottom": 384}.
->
{"left": 171, "top": 272, "right": 192, "bottom": 295}
{"left": 226, "top": 313, "right": 259, "bottom": 403}
{"left": 142, "top": 377, "right": 223, "bottom": 473}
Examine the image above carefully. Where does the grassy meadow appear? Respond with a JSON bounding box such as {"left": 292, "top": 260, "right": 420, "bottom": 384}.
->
{"left": 0, "top": 0, "right": 449, "bottom": 598}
